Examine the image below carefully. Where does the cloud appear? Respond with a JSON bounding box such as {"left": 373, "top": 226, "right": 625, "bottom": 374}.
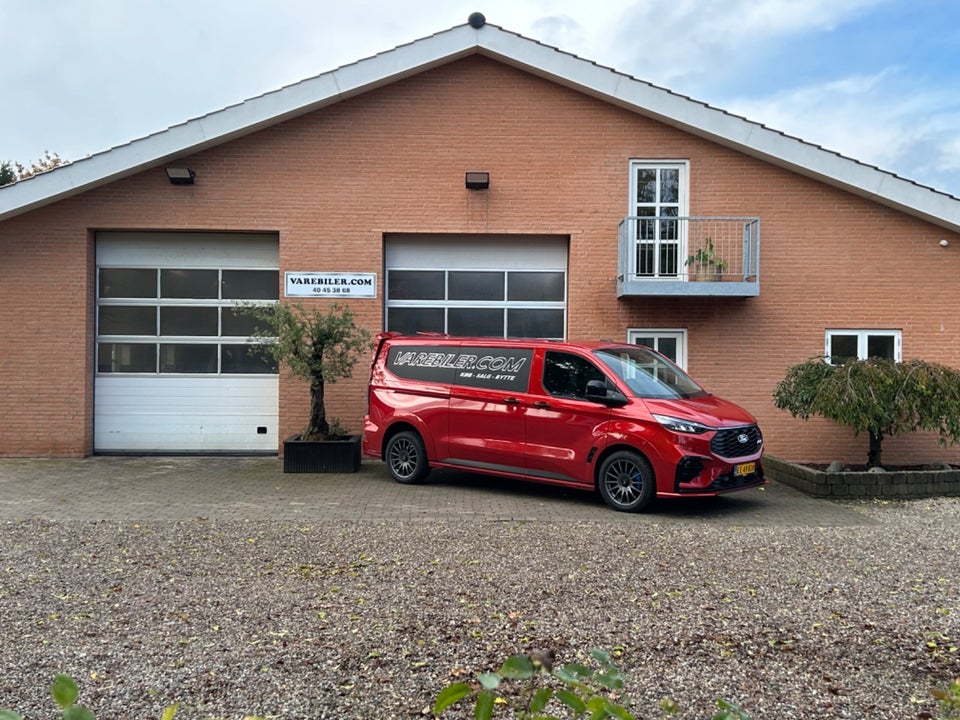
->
{"left": 723, "top": 68, "right": 960, "bottom": 193}
{"left": 599, "top": 0, "right": 890, "bottom": 88}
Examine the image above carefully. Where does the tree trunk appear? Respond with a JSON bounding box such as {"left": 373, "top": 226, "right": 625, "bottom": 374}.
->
{"left": 867, "top": 430, "right": 883, "bottom": 468}
{"left": 307, "top": 379, "right": 328, "bottom": 439}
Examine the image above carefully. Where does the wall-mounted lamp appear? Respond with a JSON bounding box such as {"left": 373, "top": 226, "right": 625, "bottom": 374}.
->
{"left": 940, "top": 239, "right": 950, "bottom": 247}
{"left": 465, "top": 171, "right": 490, "bottom": 190}
{"left": 165, "top": 167, "right": 196, "bottom": 185}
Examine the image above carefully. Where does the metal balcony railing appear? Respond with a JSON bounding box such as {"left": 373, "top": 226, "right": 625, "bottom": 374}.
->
{"left": 617, "top": 216, "right": 760, "bottom": 297}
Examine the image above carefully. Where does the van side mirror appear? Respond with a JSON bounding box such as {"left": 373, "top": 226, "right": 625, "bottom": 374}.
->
{"left": 585, "top": 379, "right": 628, "bottom": 407}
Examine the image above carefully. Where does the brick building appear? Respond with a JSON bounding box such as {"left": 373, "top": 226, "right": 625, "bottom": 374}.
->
{"left": 2, "top": 17, "right": 959, "bottom": 464}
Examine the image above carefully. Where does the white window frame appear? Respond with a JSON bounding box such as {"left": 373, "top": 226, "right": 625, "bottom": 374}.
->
{"left": 627, "top": 328, "right": 688, "bottom": 369}
{"left": 824, "top": 329, "right": 902, "bottom": 364}
{"left": 627, "top": 160, "right": 690, "bottom": 279}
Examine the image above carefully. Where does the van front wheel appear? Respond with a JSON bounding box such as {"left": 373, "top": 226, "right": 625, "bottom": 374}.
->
{"left": 598, "top": 451, "right": 655, "bottom": 512}
{"left": 385, "top": 431, "right": 430, "bottom": 484}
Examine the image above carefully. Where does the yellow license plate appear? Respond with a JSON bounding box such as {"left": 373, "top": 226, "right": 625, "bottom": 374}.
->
{"left": 734, "top": 462, "right": 756, "bottom": 477}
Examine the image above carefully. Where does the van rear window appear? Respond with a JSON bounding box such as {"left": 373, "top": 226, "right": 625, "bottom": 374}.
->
{"left": 387, "top": 345, "right": 532, "bottom": 392}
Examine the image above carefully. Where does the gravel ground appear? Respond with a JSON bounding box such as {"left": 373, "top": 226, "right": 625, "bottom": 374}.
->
{"left": 1, "top": 499, "right": 959, "bottom": 720}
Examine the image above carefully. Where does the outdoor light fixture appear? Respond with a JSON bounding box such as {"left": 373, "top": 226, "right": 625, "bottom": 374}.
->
{"left": 465, "top": 171, "right": 490, "bottom": 190}
{"left": 165, "top": 167, "right": 196, "bottom": 185}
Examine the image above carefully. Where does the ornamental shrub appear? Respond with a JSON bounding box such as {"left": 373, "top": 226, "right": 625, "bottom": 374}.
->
{"left": 773, "top": 357, "right": 960, "bottom": 467}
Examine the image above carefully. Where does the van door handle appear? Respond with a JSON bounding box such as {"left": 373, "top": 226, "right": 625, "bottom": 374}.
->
{"left": 503, "top": 397, "right": 519, "bottom": 405}
{"left": 533, "top": 401, "right": 550, "bottom": 409}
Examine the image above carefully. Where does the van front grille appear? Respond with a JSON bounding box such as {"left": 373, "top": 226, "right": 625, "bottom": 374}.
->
{"left": 711, "top": 425, "right": 762, "bottom": 458}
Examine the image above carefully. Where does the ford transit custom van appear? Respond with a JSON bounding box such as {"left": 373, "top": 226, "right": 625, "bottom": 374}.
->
{"left": 362, "top": 333, "right": 764, "bottom": 512}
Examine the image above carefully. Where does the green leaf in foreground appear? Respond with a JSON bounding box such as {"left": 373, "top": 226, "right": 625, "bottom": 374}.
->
{"left": 51, "top": 674, "right": 79, "bottom": 709}
{"left": 62, "top": 707, "right": 95, "bottom": 720}
{"left": 434, "top": 682, "right": 474, "bottom": 713}
{"left": 474, "top": 690, "right": 495, "bottom": 720}
{"left": 500, "top": 654, "right": 534, "bottom": 680}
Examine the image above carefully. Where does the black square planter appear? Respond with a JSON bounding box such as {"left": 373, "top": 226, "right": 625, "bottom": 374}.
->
{"left": 283, "top": 434, "right": 362, "bottom": 473}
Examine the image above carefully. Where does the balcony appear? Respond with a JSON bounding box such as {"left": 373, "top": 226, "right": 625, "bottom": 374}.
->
{"left": 617, "top": 216, "right": 760, "bottom": 297}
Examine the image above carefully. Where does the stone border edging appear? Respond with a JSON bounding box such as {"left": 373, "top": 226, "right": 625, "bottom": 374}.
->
{"left": 764, "top": 455, "right": 960, "bottom": 498}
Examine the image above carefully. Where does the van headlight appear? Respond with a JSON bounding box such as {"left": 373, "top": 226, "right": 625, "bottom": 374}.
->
{"left": 652, "top": 414, "right": 713, "bottom": 435}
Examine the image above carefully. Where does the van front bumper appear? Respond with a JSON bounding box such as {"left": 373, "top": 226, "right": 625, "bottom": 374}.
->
{"left": 673, "top": 456, "right": 766, "bottom": 495}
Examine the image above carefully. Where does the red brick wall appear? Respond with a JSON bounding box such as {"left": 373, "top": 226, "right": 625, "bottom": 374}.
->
{"left": 2, "top": 55, "right": 958, "bottom": 464}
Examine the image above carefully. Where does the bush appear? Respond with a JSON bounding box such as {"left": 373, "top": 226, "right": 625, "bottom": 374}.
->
{"left": 773, "top": 357, "right": 960, "bottom": 467}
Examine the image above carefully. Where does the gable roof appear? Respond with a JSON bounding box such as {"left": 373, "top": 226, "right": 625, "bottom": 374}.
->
{"left": 3, "top": 16, "right": 960, "bottom": 232}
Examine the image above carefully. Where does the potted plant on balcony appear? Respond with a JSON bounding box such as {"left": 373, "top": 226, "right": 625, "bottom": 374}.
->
{"left": 240, "top": 301, "right": 371, "bottom": 473}
{"left": 685, "top": 237, "right": 727, "bottom": 281}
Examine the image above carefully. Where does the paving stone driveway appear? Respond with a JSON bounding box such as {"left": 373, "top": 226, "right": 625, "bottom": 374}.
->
{"left": 0, "top": 456, "right": 878, "bottom": 526}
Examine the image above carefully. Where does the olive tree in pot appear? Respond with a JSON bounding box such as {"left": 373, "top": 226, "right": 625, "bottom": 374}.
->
{"left": 240, "top": 301, "right": 371, "bottom": 473}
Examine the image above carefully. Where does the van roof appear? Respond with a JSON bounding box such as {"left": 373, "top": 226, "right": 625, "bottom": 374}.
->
{"left": 377, "top": 333, "right": 629, "bottom": 351}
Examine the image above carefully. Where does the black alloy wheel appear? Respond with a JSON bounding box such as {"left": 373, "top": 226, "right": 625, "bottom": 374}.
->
{"left": 385, "top": 430, "right": 430, "bottom": 484}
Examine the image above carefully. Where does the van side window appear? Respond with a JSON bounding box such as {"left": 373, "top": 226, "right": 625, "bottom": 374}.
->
{"left": 543, "top": 351, "right": 606, "bottom": 399}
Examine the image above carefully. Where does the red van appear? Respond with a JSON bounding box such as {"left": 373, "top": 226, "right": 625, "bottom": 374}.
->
{"left": 362, "top": 334, "right": 764, "bottom": 512}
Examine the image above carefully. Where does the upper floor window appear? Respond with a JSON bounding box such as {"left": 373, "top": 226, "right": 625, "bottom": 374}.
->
{"left": 628, "top": 161, "right": 689, "bottom": 278}
{"left": 825, "top": 329, "right": 901, "bottom": 364}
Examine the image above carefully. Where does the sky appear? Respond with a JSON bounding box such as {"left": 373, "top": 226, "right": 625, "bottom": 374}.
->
{"left": 3, "top": 0, "right": 960, "bottom": 197}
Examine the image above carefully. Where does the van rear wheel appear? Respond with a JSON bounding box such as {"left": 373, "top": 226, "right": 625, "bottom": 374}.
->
{"left": 598, "top": 450, "right": 655, "bottom": 512}
{"left": 385, "top": 431, "right": 430, "bottom": 484}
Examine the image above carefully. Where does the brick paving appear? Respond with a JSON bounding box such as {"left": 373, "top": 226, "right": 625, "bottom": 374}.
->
{"left": 0, "top": 456, "right": 877, "bottom": 526}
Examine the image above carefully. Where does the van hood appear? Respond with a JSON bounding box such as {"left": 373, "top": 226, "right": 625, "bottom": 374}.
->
{"left": 642, "top": 395, "right": 757, "bottom": 428}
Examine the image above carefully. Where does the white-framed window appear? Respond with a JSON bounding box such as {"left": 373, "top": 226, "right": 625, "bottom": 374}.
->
{"left": 627, "top": 328, "right": 688, "bottom": 369}
{"left": 825, "top": 329, "right": 902, "bottom": 364}
{"left": 628, "top": 160, "right": 689, "bottom": 278}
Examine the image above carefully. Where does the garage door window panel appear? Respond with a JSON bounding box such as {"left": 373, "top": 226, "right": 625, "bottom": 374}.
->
{"left": 507, "top": 309, "right": 564, "bottom": 339}
{"left": 97, "top": 343, "right": 157, "bottom": 373}
{"left": 448, "top": 308, "right": 504, "bottom": 337}
{"left": 99, "top": 306, "right": 157, "bottom": 336}
{"left": 161, "top": 269, "right": 219, "bottom": 299}
{"left": 221, "top": 344, "right": 278, "bottom": 374}
{"left": 508, "top": 272, "right": 565, "bottom": 301}
{"left": 388, "top": 307, "right": 446, "bottom": 335}
{"left": 160, "top": 344, "right": 218, "bottom": 373}
{"left": 222, "top": 270, "right": 279, "bottom": 300}
{"left": 449, "top": 271, "right": 504, "bottom": 301}
{"left": 160, "top": 307, "right": 219, "bottom": 336}
{"left": 99, "top": 268, "right": 157, "bottom": 298}
{"left": 388, "top": 270, "right": 445, "bottom": 300}
{"left": 387, "top": 270, "right": 566, "bottom": 339}
{"left": 222, "top": 307, "right": 266, "bottom": 337}
{"left": 97, "top": 265, "right": 279, "bottom": 376}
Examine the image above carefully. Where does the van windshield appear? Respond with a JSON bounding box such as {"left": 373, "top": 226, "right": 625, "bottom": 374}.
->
{"left": 593, "top": 346, "right": 708, "bottom": 399}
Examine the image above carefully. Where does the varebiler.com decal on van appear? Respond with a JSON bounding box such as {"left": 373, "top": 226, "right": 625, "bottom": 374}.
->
{"left": 363, "top": 333, "right": 765, "bottom": 513}
{"left": 388, "top": 345, "right": 533, "bottom": 391}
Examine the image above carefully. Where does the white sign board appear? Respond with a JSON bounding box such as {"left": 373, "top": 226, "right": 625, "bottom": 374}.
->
{"left": 284, "top": 272, "right": 377, "bottom": 298}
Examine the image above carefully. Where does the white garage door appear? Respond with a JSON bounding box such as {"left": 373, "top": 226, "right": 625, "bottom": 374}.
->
{"left": 385, "top": 235, "right": 568, "bottom": 338}
{"left": 95, "top": 232, "right": 279, "bottom": 453}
